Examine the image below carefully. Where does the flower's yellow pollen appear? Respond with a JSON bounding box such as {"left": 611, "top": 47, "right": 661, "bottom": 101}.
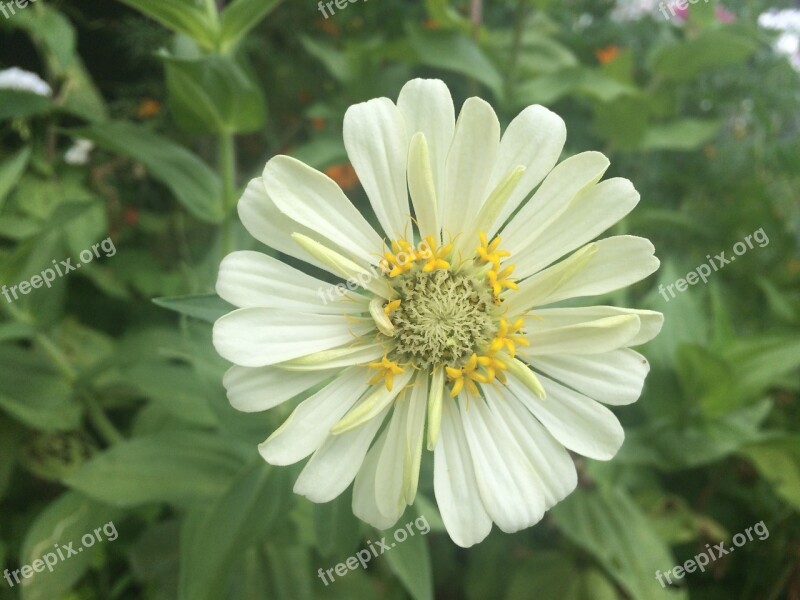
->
{"left": 489, "top": 318, "right": 528, "bottom": 358}
{"left": 384, "top": 299, "right": 401, "bottom": 315}
{"left": 368, "top": 355, "right": 405, "bottom": 391}
{"left": 446, "top": 353, "right": 487, "bottom": 397}
{"left": 476, "top": 232, "right": 510, "bottom": 271}
{"left": 382, "top": 239, "right": 419, "bottom": 277}
{"left": 477, "top": 354, "right": 508, "bottom": 383}
{"left": 487, "top": 264, "right": 518, "bottom": 298}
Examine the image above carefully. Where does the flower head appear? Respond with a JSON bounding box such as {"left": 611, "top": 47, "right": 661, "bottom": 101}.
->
{"left": 213, "top": 79, "right": 663, "bottom": 547}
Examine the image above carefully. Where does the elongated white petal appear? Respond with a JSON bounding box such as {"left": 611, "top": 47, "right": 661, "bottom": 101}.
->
{"left": 374, "top": 398, "right": 411, "bottom": 520}
{"left": 484, "top": 386, "right": 577, "bottom": 509}
{"left": 331, "top": 369, "right": 414, "bottom": 434}
{"left": 237, "top": 178, "right": 331, "bottom": 273}
{"left": 407, "top": 133, "right": 440, "bottom": 241}
{"left": 533, "top": 349, "right": 650, "bottom": 406}
{"left": 513, "top": 178, "right": 640, "bottom": 276}
{"left": 507, "top": 236, "right": 660, "bottom": 313}
{"left": 224, "top": 365, "right": 337, "bottom": 413}
{"left": 427, "top": 368, "right": 445, "bottom": 451}
{"left": 344, "top": 98, "right": 410, "bottom": 239}
{"left": 213, "top": 308, "right": 374, "bottom": 368}
{"left": 501, "top": 152, "right": 610, "bottom": 260}
{"left": 397, "top": 78, "right": 455, "bottom": 206}
{"left": 441, "top": 97, "right": 500, "bottom": 235}
{"left": 508, "top": 374, "right": 625, "bottom": 460}
{"left": 264, "top": 156, "right": 383, "bottom": 265}
{"left": 433, "top": 402, "right": 492, "bottom": 548}
{"left": 217, "top": 250, "right": 368, "bottom": 314}
{"left": 403, "top": 376, "right": 427, "bottom": 504}
{"left": 292, "top": 234, "right": 392, "bottom": 299}
{"left": 278, "top": 342, "right": 385, "bottom": 372}
{"left": 525, "top": 314, "right": 642, "bottom": 355}
{"left": 258, "top": 368, "right": 368, "bottom": 465}
{"left": 353, "top": 429, "right": 402, "bottom": 530}
{"left": 528, "top": 306, "right": 664, "bottom": 346}
{"left": 460, "top": 396, "right": 546, "bottom": 533}
{"left": 486, "top": 105, "right": 567, "bottom": 236}
{"left": 293, "top": 402, "right": 389, "bottom": 503}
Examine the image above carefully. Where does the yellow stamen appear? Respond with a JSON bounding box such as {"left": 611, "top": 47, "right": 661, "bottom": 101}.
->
{"left": 445, "top": 353, "right": 487, "bottom": 397}
{"left": 487, "top": 264, "right": 518, "bottom": 298}
{"left": 420, "top": 235, "right": 452, "bottom": 272}
{"left": 368, "top": 355, "right": 405, "bottom": 391}
{"left": 476, "top": 232, "right": 510, "bottom": 271}
{"left": 384, "top": 299, "right": 401, "bottom": 315}
{"left": 489, "top": 318, "right": 528, "bottom": 358}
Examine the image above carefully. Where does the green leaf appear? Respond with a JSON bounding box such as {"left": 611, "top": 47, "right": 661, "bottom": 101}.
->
{"left": 300, "top": 37, "right": 352, "bottom": 82}
{"left": 74, "top": 122, "right": 224, "bottom": 223}
{"left": 20, "top": 491, "right": 118, "bottom": 600}
{"left": 0, "top": 90, "right": 53, "bottom": 121}
{"left": 153, "top": 293, "right": 234, "bottom": 323}
{"left": 59, "top": 58, "right": 109, "bottom": 122}
{"left": 314, "top": 493, "right": 362, "bottom": 559}
{"left": 407, "top": 25, "right": 503, "bottom": 98}
{"left": 0, "top": 146, "right": 31, "bottom": 211}
{"left": 551, "top": 487, "right": 687, "bottom": 600}
{"left": 740, "top": 437, "right": 800, "bottom": 512}
{"left": 11, "top": 5, "right": 76, "bottom": 74}
{"left": 161, "top": 53, "right": 266, "bottom": 134}
{"left": 650, "top": 30, "right": 758, "bottom": 82}
{"left": 383, "top": 523, "right": 434, "bottom": 600}
{"left": 506, "top": 553, "right": 622, "bottom": 600}
{"left": 219, "top": 0, "right": 283, "bottom": 52}
{"left": 0, "top": 346, "right": 80, "bottom": 431}
{"left": 178, "top": 463, "right": 291, "bottom": 600}
{"left": 64, "top": 431, "right": 250, "bottom": 508}
{"left": 676, "top": 344, "right": 744, "bottom": 417}
{"left": 641, "top": 119, "right": 722, "bottom": 151}
{"left": 722, "top": 335, "right": 800, "bottom": 397}
{"left": 117, "top": 0, "right": 219, "bottom": 50}
{"left": 514, "top": 68, "right": 638, "bottom": 106}
{"left": 119, "top": 362, "right": 219, "bottom": 427}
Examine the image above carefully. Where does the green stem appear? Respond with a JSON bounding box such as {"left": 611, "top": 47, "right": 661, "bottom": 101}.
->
{"left": 219, "top": 132, "right": 237, "bottom": 255}
{"left": 83, "top": 393, "right": 124, "bottom": 445}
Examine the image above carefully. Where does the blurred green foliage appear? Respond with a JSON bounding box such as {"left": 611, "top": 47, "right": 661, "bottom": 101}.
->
{"left": 0, "top": 0, "right": 799, "bottom": 598}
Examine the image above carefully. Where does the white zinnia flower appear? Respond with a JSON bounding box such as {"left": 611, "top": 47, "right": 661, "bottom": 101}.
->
{"left": 212, "top": 78, "right": 663, "bottom": 548}
{"left": 0, "top": 67, "right": 52, "bottom": 97}
{"left": 610, "top": 0, "right": 660, "bottom": 23}
{"left": 759, "top": 8, "right": 800, "bottom": 71}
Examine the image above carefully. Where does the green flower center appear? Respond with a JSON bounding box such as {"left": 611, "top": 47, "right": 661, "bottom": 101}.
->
{"left": 390, "top": 270, "right": 498, "bottom": 370}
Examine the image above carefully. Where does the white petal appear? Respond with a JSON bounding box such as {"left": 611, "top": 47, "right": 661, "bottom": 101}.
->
{"left": 212, "top": 308, "right": 374, "bottom": 368}
{"left": 533, "top": 349, "right": 650, "bottom": 406}
{"left": 258, "top": 367, "right": 368, "bottom": 465}
{"left": 513, "top": 178, "right": 640, "bottom": 276}
{"left": 441, "top": 97, "right": 500, "bottom": 235}
{"left": 407, "top": 133, "right": 440, "bottom": 241}
{"left": 500, "top": 152, "right": 610, "bottom": 261}
{"left": 293, "top": 402, "right": 388, "bottom": 503}
{"left": 374, "top": 399, "right": 411, "bottom": 520}
{"left": 507, "top": 236, "right": 660, "bottom": 313}
{"left": 217, "top": 250, "right": 369, "bottom": 314}
{"left": 223, "top": 365, "right": 337, "bottom": 413}
{"left": 331, "top": 370, "right": 414, "bottom": 434}
{"left": 279, "top": 342, "right": 385, "bottom": 371}
{"left": 237, "top": 178, "right": 331, "bottom": 273}
{"left": 397, "top": 78, "right": 455, "bottom": 208}
{"left": 403, "top": 376, "right": 427, "bottom": 504}
{"left": 485, "top": 105, "right": 567, "bottom": 236}
{"left": 352, "top": 429, "right": 402, "bottom": 530}
{"left": 433, "top": 402, "right": 492, "bottom": 548}
{"left": 527, "top": 306, "right": 664, "bottom": 346}
{"left": 508, "top": 373, "right": 625, "bottom": 460}
{"left": 459, "top": 395, "right": 546, "bottom": 533}
{"left": 263, "top": 156, "right": 383, "bottom": 265}
{"left": 524, "top": 314, "right": 642, "bottom": 355}
{"left": 485, "top": 386, "right": 577, "bottom": 509}
{"left": 344, "top": 98, "right": 410, "bottom": 239}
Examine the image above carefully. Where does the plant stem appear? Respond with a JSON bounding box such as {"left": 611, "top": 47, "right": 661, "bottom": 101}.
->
{"left": 83, "top": 392, "right": 124, "bottom": 445}
{"left": 219, "top": 132, "right": 237, "bottom": 255}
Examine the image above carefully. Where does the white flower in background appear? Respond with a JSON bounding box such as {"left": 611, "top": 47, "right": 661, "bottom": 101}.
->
{"left": 0, "top": 67, "right": 52, "bottom": 97}
{"left": 64, "top": 139, "right": 95, "bottom": 166}
{"left": 212, "top": 78, "right": 663, "bottom": 547}
{"left": 759, "top": 8, "right": 800, "bottom": 71}
{"left": 610, "top": 0, "right": 660, "bottom": 23}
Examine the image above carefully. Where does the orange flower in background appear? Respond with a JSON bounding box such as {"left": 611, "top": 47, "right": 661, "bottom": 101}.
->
{"left": 136, "top": 98, "right": 161, "bottom": 119}
{"left": 318, "top": 18, "right": 341, "bottom": 36}
{"left": 423, "top": 19, "right": 440, "bottom": 30}
{"left": 324, "top": 163, "right": 359, "bottom": 190}
{"left": 311, "top": 117, "right": 326, "bottom": 131}
{"left": 595, "top": 45, "right": 621, "bottom": 65}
